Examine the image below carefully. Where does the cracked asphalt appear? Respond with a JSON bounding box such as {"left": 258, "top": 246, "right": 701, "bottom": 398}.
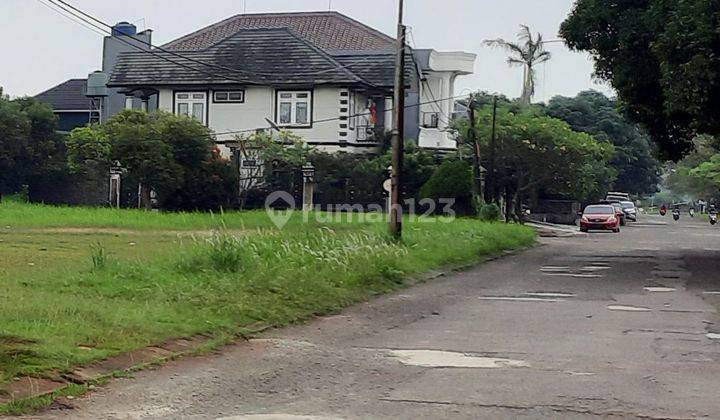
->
{"left": 34, "top": 215, "right": 720, "bottom": 419}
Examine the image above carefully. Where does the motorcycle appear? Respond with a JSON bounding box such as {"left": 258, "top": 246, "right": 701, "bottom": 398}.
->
{"left": 710, "top": 213, "right": 718, "bottom": 226}
{"left": 672, "top": 210, "right": 680, "bottom": 221}
{"left": 689, "top": 208, "right": 695, "bottom": 218}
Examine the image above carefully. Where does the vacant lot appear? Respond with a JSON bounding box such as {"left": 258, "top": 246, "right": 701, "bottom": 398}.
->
{"left": 0, "top": 201, "right": 535, "bottom": 394}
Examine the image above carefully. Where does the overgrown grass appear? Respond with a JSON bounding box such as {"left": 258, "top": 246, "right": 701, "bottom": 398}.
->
{"left": 0, "top": 202, "right": 535, "bottom": 396}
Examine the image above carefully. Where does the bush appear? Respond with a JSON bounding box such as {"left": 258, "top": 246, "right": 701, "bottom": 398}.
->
{"left": 419, "top": 159, "right": 474, "bottom": 215}
{"left": 479, "top": 203, "right": 502, "bottom": 221}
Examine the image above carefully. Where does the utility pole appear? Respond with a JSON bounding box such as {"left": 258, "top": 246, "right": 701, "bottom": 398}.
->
{"left": 467, "top": 94, "right": 483, "bottom": 205}
{"left": 487, "top": 95, "right": 498, "bottom": 203}
{"left": 389, "top": 0, "right": 406, "bottom": 239}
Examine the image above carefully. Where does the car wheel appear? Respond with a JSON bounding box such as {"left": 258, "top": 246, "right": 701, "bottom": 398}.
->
{"left": 580, "top": 228, "right": 588, "bottom": 233}
{"left": 614, "top": 228, "right": 620, "bottom": 233}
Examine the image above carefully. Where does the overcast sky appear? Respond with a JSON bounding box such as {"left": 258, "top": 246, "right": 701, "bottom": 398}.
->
{"left": 0, "top": 0, "right": 613, "bottom": 102}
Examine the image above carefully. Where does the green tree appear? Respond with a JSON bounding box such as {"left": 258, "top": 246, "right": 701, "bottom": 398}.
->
{"left": 0, "top": 96, "right": 64, "bottom": 196}
{"left": 485, "top": 25, "right": 552, "bottom": 105}
{"left": 545, "top": 90, "right": 661, "bottom": 196}
{"left": 560, "top": 0, "right": 720, "bottom": 160}
{"left": 665, "top": 136, "right": 720, "bottom": 201}
{"left": 460, "top": 102, "right": 615, "bottom": 217}
{"left": 71, "top": 110, "right": 237, "bottom": 210}
{"left": 66, "top": 127, "right": 112, "bottom": 174}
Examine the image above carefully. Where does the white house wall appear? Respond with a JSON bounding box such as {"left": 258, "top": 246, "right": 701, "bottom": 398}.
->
{"left": 156, "top": 86, "right": 379, "bottom": 154}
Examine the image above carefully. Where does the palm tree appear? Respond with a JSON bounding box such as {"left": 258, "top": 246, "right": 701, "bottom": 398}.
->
{"left": 484, "top": 25, "right": 551, "bottom": 105}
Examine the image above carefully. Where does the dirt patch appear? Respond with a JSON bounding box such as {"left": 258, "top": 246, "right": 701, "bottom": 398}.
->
{"left": 0, "top": 377, "right": 66, "bottom": 405}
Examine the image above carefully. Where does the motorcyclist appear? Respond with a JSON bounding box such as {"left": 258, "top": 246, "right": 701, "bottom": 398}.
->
{"left": 660, "top": 204, "right": 667, "bottom": 216}
{"left": 689, "top": 207, "right": 696, "bottom": 217}
{"left": 672, "top": 206, "right": 681, "bottom": 221}
{"left": 710, "top": 205, "right": 718, "bottom": 225}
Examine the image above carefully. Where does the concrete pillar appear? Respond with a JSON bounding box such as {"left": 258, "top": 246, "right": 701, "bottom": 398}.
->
{"left": 384, "top": 97, "right": 393, "bottom": 132}
{"left": 141, "top": 99, "right": 149, "bottom": 112}
{"left": 125, "top": 96, "right": 134, "bottom": 110}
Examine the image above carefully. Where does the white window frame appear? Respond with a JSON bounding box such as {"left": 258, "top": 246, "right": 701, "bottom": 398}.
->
{"left": 276, "top": 90, "right": 312, "bottom": 127}
{"left": 213, "top": 90, "right": 245, "bottom": 103}
{"left": 175, "top": 92, "right": 207, "bottom": 124}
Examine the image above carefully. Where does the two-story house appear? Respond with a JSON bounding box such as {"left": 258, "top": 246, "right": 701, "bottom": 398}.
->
{"left": 106, "top": 12, "right": 476, "bottom": 154}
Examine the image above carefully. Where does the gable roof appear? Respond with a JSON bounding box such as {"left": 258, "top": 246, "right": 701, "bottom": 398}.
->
{"left": 109, "top": 28, "right": 372, "bottom": 87}
{"left": 34, "top": 79, "right": 90, "bottom": 111}
{"left": 162, "top": 11, "right": 395, "bottom": 53}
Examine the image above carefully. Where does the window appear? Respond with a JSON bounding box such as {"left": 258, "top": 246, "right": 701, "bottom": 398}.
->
{"left": 276, "top": 91, "right": 312, "bottom": 127}
{"left": 175, "top": 92, "right": 206, "bottom": 124}
{"left": 214, "top": 90, "right": 245, "bottom": 103}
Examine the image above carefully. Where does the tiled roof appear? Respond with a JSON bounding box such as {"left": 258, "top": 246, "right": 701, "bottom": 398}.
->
{"left": 162, "top": 11, "right": 395, "bottom": 53}
{"left": 34, "top": 79, "right": 90, "bottom": 110}
{"left": 333, "top": 52, "right": 416, "bottom": 87}
{"left": 109, "top": 29, "right": 371, "bottom": 87}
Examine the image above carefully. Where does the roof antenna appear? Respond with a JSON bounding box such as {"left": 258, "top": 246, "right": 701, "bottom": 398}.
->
{"left": 243, "top": 0, "right": 247, "bottom": 13}
{"left": 328, "top": 0, "right": 332, "bottom": 10}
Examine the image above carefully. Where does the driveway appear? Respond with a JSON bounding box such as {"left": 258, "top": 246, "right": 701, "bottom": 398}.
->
{"left": 36, "top": 215, "right": 720, "bottom": 419}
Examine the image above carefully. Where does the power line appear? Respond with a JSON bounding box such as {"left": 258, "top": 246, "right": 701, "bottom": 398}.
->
{"left": 45, "top": 0, "right": 256, "bottom": 85}
{"left": 406, "top": 28, "right": 451, "bottom": 124}
{"left": 213, "top": 92, "right": 468, "bottom": 137}
{"left": 50, "top": 0, "right": 386, "bottom": 82}
{"left": 35, "top": 0, "right": 107, "bottom": 37}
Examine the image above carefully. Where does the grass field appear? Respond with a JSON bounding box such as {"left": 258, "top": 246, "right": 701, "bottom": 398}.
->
{"left": 0, "top": 200, "right": 535, "bottom": 394}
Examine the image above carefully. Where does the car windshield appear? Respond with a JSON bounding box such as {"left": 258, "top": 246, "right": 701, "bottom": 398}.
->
{"left": 620, "top": 201, "right": 635, "bottom": 209}
{"left": 584, "top": 205, "right": 614, "bottom": 215}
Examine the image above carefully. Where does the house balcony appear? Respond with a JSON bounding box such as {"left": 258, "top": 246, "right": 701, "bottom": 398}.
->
{"left": 418, "top": 111, "right": 457, "bottom": 150}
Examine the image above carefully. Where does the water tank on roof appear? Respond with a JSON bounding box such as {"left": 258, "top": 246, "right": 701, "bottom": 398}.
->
{"left": 86, "top": 71, "right": 109, "bottom": 97}
{"left": 111, "top": 22, "right": 137, "bottom": 37}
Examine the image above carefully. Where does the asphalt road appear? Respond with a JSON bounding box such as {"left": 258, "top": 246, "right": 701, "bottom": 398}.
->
{"left": 35, "top": 214, "right": 720, "bottom": 419}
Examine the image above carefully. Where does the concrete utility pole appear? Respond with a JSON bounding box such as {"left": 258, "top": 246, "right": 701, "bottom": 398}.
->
{"left": 467, "top": 94, "right": 483, "bottom": 205}
{"left": 487, "top": 95, "right": 498, "bottom": 203}
{"left": 389, "top": 0, "right": 406, "bottom": 239}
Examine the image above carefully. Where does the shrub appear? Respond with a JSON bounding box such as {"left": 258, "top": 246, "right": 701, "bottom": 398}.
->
{"left": 479, "top": 203, "right": 502, "bottom": 221}
{"left": 419, "top": 159, "right": 474, "bottom": 215}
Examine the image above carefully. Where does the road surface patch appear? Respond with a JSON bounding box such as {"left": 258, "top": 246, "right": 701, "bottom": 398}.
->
{"left": 218, "top": 416, "right": 343, "bottom": 420}
{"left": 523, "top": 292, "right": 577, "bottom": 298}
{"left": 478, "top": 296, "right": 564, "bottom": 302}
{"left": 644, "top": 287, "right": 677, "bottom": 292}
{"left": 539, "top": 266, "right": 570, "bottom": 272}
{"left": 580, "top": 266, "right": 611, "bottom": 272}
{"left": 386, "top": 349, "right": 530, "bottom": 368}
{"left": 544, "top": 273, "right": 603, "bottom": 278}
{"left": 607, "top": 305, "right": 652, "bottom": 312}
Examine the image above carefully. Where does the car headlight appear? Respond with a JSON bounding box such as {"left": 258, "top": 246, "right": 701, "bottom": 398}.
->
{"left": 608, "top": 216, "right": 617, "bottom": 222}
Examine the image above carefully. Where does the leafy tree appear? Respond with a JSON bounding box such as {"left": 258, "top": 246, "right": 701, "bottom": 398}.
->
{"left": 560, "top": 0, "right": 720, "bottom": 160}
{"left": 485, "top": 25, "right": 552, "bottom": 105}
{"left": 70, "top": 110, "right": 237, "bottom": 210}
{"left": 66, "top": 127, "right": 111, "bottom": 174}
{"left": 665, "top": 136, "right": 720, "bottom": 201}
{"left": 459, "top": 102, "right": 615, "bottom": 217}
{"left": 545, "top": 90, "right": 661, "bottom": 196}
{"left": 0, "top": 96, "right": 65, "bottom": 196}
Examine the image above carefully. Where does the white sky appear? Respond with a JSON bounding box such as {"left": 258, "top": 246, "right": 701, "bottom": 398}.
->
{"left": 0, "top": 0, "right": 614, "bottom": 101}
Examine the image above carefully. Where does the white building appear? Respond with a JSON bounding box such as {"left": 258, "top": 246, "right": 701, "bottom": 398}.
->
{"left": 108, "top": 12, "right": 476, "bottom": 154}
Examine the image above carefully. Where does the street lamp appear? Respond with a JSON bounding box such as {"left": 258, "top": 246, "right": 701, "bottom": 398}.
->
{"left": 109, "top": 161, "right": 124, "bottom": 208}
{"left": 302, "top": 163, "right": 315, "bottom": 183}
{"left": 302, "top": 163, "right": 316, "bottom": 211}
